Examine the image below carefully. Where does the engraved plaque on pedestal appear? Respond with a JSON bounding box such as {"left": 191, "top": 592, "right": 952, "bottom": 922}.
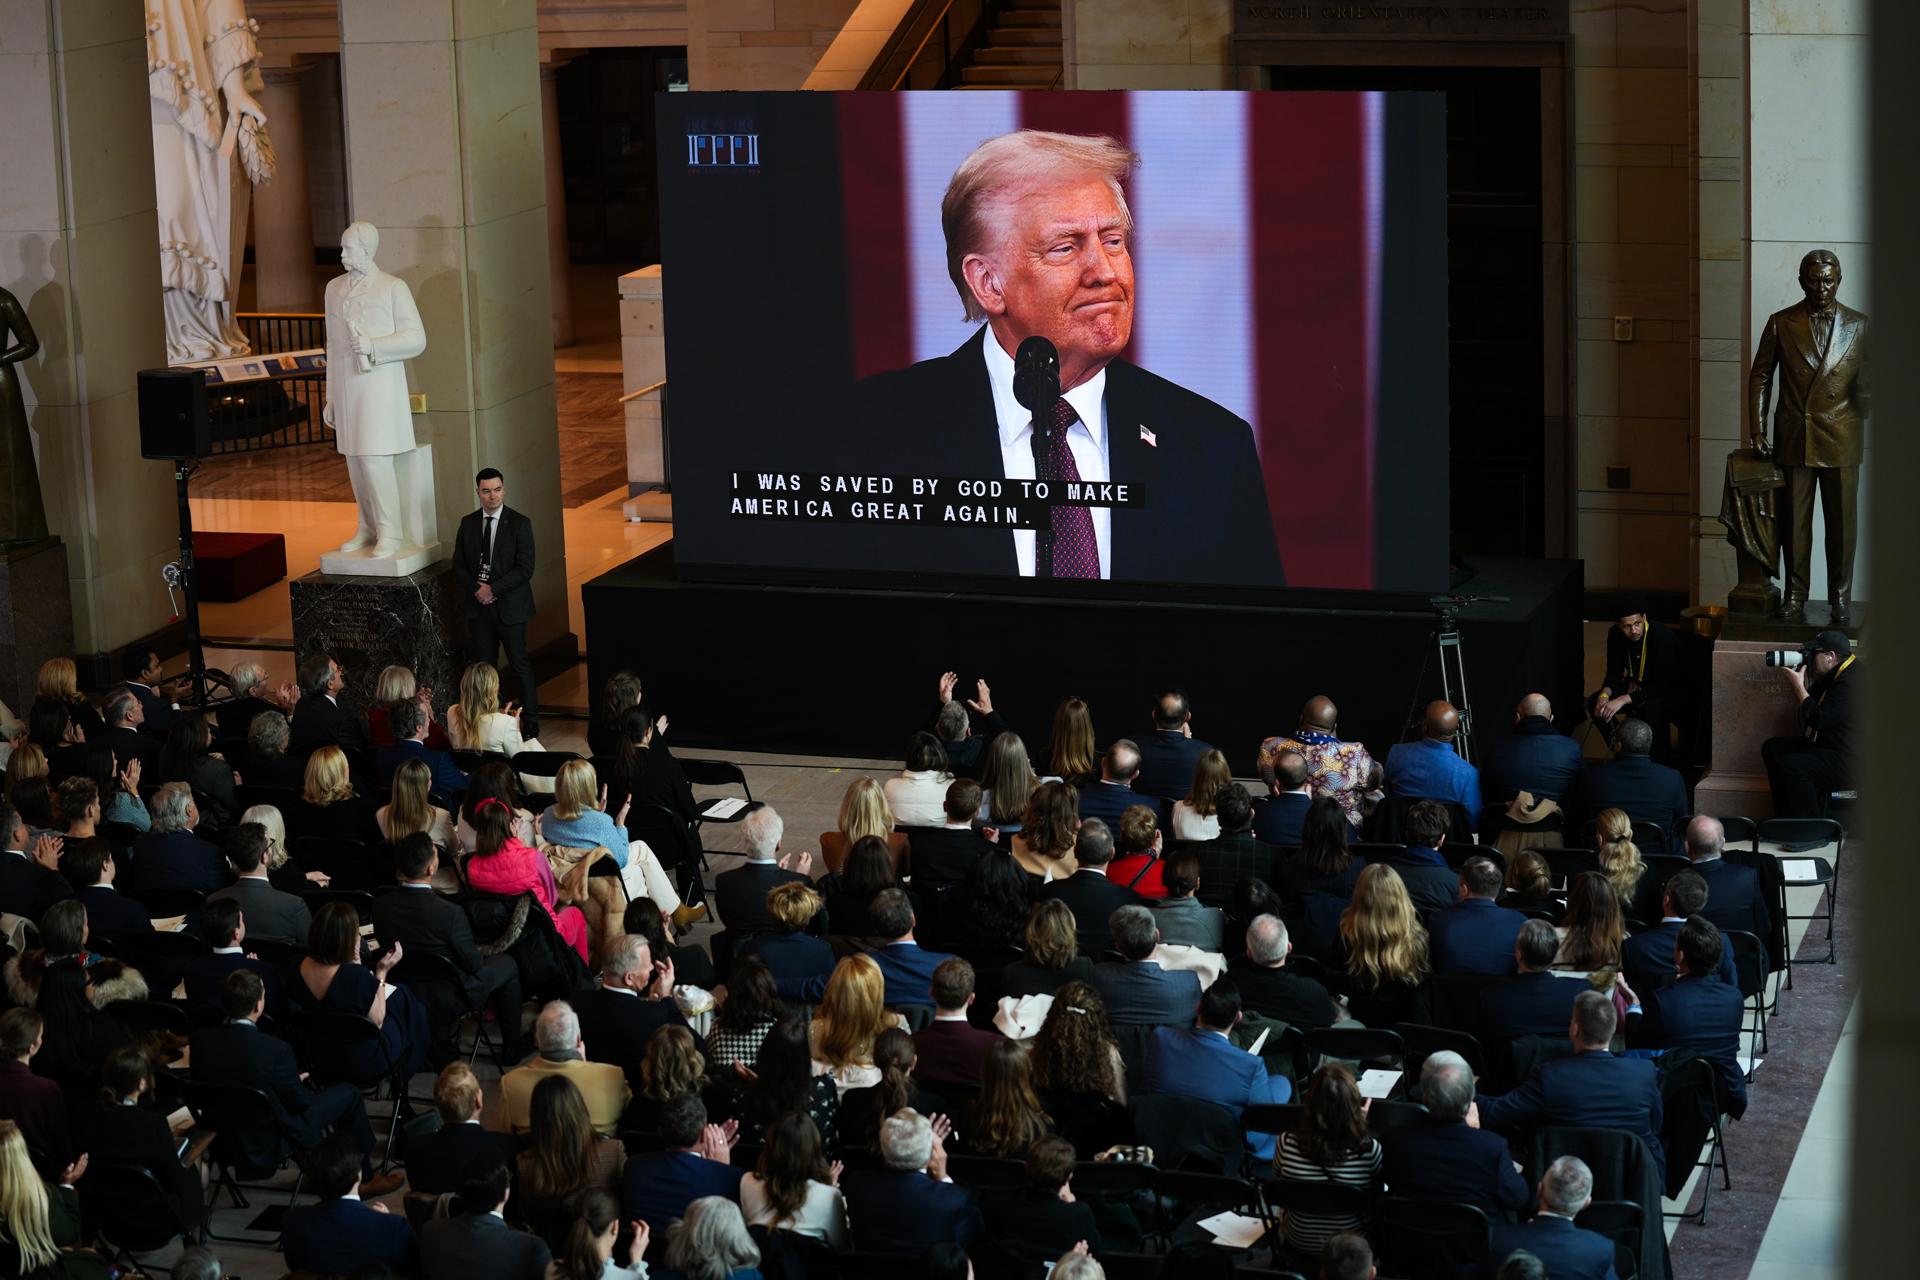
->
{"left": 289, "top": 560, "right": 466, "bottom": 717}
{"left": 1691, "top": 639, "right": 1806, "bottom": 821}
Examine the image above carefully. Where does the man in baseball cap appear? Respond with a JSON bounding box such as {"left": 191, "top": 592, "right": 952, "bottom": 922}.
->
{"left": 1761, "top": 629, "right": 1859, "bottom": 819}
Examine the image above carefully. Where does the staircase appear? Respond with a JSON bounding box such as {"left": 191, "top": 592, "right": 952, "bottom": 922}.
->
{"left": 958, "top": 0, "right": 1062, "bottom": 88}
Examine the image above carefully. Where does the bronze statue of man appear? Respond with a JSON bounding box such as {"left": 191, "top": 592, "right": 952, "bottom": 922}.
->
{"left": 1748, "top": 249, "right": 1870, "bottom": 625}
{"left": 1, "top": 285, "right": 49, "bottom": 543}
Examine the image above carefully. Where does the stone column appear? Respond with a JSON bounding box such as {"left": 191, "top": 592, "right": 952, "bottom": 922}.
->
{"left": 540, "top": 56, "right": 573, "bottom": 348}
{"left": 0, "top": 2, "right": 176, "bottom": 662}
{"left": 337, "top": 1, "right": 572, "bottom": 659}
{"left": 251, "top": 61, "right": 321, "bottom": 314}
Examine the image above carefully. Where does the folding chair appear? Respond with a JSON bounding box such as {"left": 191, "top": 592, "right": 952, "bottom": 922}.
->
{"left": 1151, "top": 1166, "right": 1271, "bottom": 1249}
{"left": 1659, "top": 1056, "right": 1733, "bottom": 1225}
{"left": 1542, "top": 847, "right": 1601, "bottom": 891}
{"left": 104, "top": 998, "right": 192, "bottom": 1040}
{"left": 1759, "top": 816, "right": 1843, "bottom": 967}
{"left": 1242, "top": 1103, "right": 1305, "bottom": 1137}
{"left": 1373, "top": 1197, "right": 1490, "bottom": 1280}
{"left": 390, "top": 949, "right": 510, "bottom": 1070}
{"left": 1577, "top": 1200, "right": 1646, "bottom": 1280}
{"left": 288, "top": 835, "right": 378, "bottom": 891}
{"left": 81, "top": 1157, "right": 204, "bottom": 1258}
{"left": 1303, "top": 1026, "right": 1405, "bottom": 1075}
{"left": 682, "top": 758, "right": 755, "bottom": 826}
{"left": 1716, "top": 814, "right": 1758, "bottom": 853}
{"left": 1393, "top": 1023, "right": 1485, "bottom": 1089}
{"left": 1131, "top": 1093, "right": 1247, "bottom": 1175}
{"left": 302, "top": 888, "right": 377, "bottom": 920}
{"left": 176, "top": 1078, "right": 308, "bottom": 1242}
{"left": 942, "top": 1153, "right": 1026, "bottom": 1190}
{"left": 283, "top": 1008, "right": 414, "bottom": 1170}
{"left": 1725, "top": 929, "right": 1770, "bottom": 1061}
{"left": 125, "top": 886, "right": 207, "bottom": 921}
{"left": 1366, "top": 1099, "right": 1431, "bottom": 1137}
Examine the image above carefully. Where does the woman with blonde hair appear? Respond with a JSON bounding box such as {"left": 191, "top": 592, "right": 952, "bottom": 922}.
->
{"left": 378, "top": 757, "right": 455, "bottom": 850}
{"left": 535, "top": 759, "right": 686, "bottom": 915}
{"left": 808, "top": 954, "right": 905, "bottom": 1093}
{"left": 236, "top": 801, "right": 329, "bottom": 889}
{"left": 34, "top": 659, "right": 102, "bottom": 745}
{"left": 517, "top": 1075, "right": 624, "bottom": 1204}
{"left": 1338, "top": 864, "right": 1432, "bottom": 1026}
{"left": 1594, "top": 808, "right": 1647, "bottom": 911}
{"left": 980, "top": 732, "right": 1042, "bottom": 829}
{"left": 1555, "top": 871, "right": 1625, "bottom": 972}
{"left": 4, "top": 744, "right": 46, "bottom": 796}
{"left": 1171, "top": 748, "right": 1232, "bottom": 841}
{"left": 450, "top": 660, "right": 553, "bottom": 793}
{"left": 1049, "top": 697, "right": 1097, "bottom": 788}
{"left": 289, "top": 745, "right": 383, "bottom": 843}
{"left": 821, "top": 775, "right": 905, "bottom": 874}
{"left": 0, "top": 1119, "right": 96, "bottom": 1280}
{"left": 367, "top": 664, "right": 450, "bottom": 750}
{"left": 1010, "top": 780, "right": 1080, "bottom": 881}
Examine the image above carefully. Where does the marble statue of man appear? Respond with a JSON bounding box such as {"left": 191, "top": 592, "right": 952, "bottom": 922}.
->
{"left": 324, "top": 223, "right": 428, "bottom": 557}
{"left": 148, "top": 0, "right": 276, "bottom": 363}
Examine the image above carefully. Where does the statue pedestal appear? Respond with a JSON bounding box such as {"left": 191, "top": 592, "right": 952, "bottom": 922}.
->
{"left": 1692, "top": 639, "right": 1808, "bottom": 821}
{"left": 289, "top": 560, "right": 467, "bottom": 717}
{"left": 317, "top": 444, "right": 443, "bottom": 578}
{"left": 0, "top": 539, "right": 74, "bottom": 714}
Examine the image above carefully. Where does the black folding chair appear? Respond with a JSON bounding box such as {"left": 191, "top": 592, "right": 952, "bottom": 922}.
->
{"left": 80, "top": 1157, "right": 203, "bottom": 1258}
{"left": 284, "top": 1008, "right": 413, "bottom": 1170}
{"left": 1440, "top": 843, "right": 1504, "bottom": 874}
{"left": 1759, "top": 816, "right": 1843, "bottom": 968}
{"left": 1660, "top": 1056, "right": 1734, "bottom": 1225}
{"left": 288, "top": 835, "right": 379, "bottom": 891}
{"left": 104, "top": 998, "right": 191, "bottom": 1040}
{"left": 1577, "top": 1200, "right": 1646, "bottom": 1280}
{"left": 125, "top": 886, "right": 207, "bottom": 921}
{"left": 390, "top": 949, "right": 509, "bottom": 1070}
{"left": 1394, "top": 1023, "right": 1485, "bottom": 1089}
{"left": 1150, "top": 1166, "right": 1270, "bottom": 1248}
{"left": 1366, "top": 1099, "right": 1431, "bottom": 1137}
{"left": 1373, "top": 1197, "right": 1490, "bottom": 1280}
{"left": 303, "top": 888, "right": 377, "bottom": 920}
{"left": 1242, "top": 1103, "right": 1305, "bottom": 1137}
{"left": 1725, "top": 929, "right": 1770, "bottom": 1060}
{"left": 507, "top": 751, "right": 578, "bottom": 782}
{"left": 1542, "top": 847, "right": 1601, "bottom": 891}
{"left": 1131, "top": 1093, "right": 1247, "bottom": 1174}
{"left": 1303, "top": 1026, "right": 1405, "bottom": 1075}
{"left": 682, "top": 759, "right": 755, "bottom": 826}
{"left": 176, "top": 1078, "right": 307, "bottom": 1241}
{"left": 943, "top": 1153, "right": 1026, "bottom": 1190}
{"left": 1716, "top": 814, "right": 1758, "bottom": 853}
{"left": 627, "top": 801, "right": 707, "bottom": 897}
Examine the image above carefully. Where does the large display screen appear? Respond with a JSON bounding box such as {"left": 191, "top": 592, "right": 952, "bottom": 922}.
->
{"left": 656, "top": 90, "right": 1449, "bottom": 596}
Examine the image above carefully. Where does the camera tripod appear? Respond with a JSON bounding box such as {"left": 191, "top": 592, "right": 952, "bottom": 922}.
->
{"left": 1400, "top": 593, "right": 1507, "bottom": 766}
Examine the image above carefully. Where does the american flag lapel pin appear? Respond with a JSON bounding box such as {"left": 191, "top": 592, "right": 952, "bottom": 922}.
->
{"left": 1139, "top": 423, "right": 1158, "bottom": 447}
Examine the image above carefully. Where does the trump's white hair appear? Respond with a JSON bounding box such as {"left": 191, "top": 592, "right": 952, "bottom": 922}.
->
{"left": 942, "top": 130, "right": 1138, "bottom": 323}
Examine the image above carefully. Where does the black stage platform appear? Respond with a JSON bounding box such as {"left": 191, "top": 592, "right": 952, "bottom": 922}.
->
{"left": 583, "top": 546, "right": 1584, "bottom": 773}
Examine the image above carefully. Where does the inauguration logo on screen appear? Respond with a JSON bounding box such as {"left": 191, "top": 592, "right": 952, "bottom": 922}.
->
{"left": 655, "top": 91, "right": 1450, "bottom": 596}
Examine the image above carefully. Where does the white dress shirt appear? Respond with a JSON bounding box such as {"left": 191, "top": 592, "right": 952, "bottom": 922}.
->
{"left": 982, "top": 328, "right": 1112, "bottom": 579}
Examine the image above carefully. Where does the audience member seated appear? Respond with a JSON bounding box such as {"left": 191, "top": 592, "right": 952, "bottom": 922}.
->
{"left": 408, "top": 1063, "right": 518, "bottom": 1196}
{"left": 625, "top": 1025, "right": 708, "bottom": 1135}
{"left": 1254, "top": 749, "right": 1315, "bottom": 846}
{"left": 1321, "top": 1233, "right": 1377, "bottom": 1280}
{"left": 182, "top": 899, "right": 286, "bottom": 1020}
{"left": 600, "top": 705, "right": 706, "bottom": 906}
{"left": 1193, "top": 785, "right": 1278, "bottom": 909}
{"left": 158, "top": 714, "right": 238, "bottom": 832}
{"left": 26, "top": 698, "right": 88, "bottom": 785}
{"left": 954, "top": 846, "right": 1034, "bottom": 949}
{"left": 1259, "top": 696, "right": 1378, "bottom": 830}
{"left": 839, "top": 1027, "right": 946, "bottom": 1155}
{"left": 503, "top": 1001, "right": 632, "bottom": 1135}
{"left": 63, "top": 841, "right": 149, "bottom": 940}
{"left": 1150, "top": 847, "right": 1226, "bottom": 951}
{"left": 1580, "top": 717, "right": 1685, "bottom": 841}
{"left": 978, "top": 733, "right": 1044, "bottom": 839}
{"left": 540, "top": 761, "right": 687, "bottom": 920}
{"left": 620, "top": 1092, "right": 743, "bottom": 1235}
{"left": 1171, "top": 749, "right": 1231, "bottom": 841}
{"left": 1620, "top": 917, "right": 1748, "bottom": 1117}
{"left": 838, "top": 888, "right": 953, "bottom": 1007}
{"left": 1002, "top": 900, "right": 1095, "bottom": 1000}
{"left": 1620, "top": 870, "right": 1735, "bottom": 992}
{"left": 1487, "top": 1157, "right": 1619, "bottom": 1280}
{"left": 0, "top": 1010, "right": 70, "bottom": 1176}
{"left": 714, "top": 805, "right": 817, "bottom": 938}
{"left": 588, "top": 670, "right": 647, "bottom": 762}
{"left": 579, "top": 934, "right": 693, "bottom": 1079}
{"left": 74, "top": 743, "right": 146, "bottom": 837}
{"left": 706, "top": 959, "right": 780, "bottom": 1074}
{"left": 626, "top": 897, "right": 718, "bottom": 994}
{"left": 553, "top": 1188, "right": 650, "bottom": 1280}
{"left": 378, "top": 696, "right": 470, "bottom": 796}
{"left": 932, "top": 672, "right": 1004, "bottom": 783}
{"left": 984, "top": 1135, "right": 1103, "bottom": 1257}
{"left": 192, "top": 970, "right": 400, "bottom": 1194}
{"left": 291, "top": 901, "right": 432, "bottom": 1084}
{"left": 738, "top": 883, "right": 834, "bottom": 1001}
{"left": 53, "top": 777, "right": 105, "bottom": 849}
{"left": 1384, "top": 701, "right": 1482, "bottom": 817}
{"left": 1480, "top": 920, "right": 1584, "bottom": 1043}
{"left": 1282, "top": 799, "right": 1368, "bottom": 957}
{"left": 1481, "top": 694, "right": 1585, "bottom": 825}
{"left": 739, "top": 1110, "right": 849, "bottom": 1249}
{"left": 902, "top": 778, "right": 994, "bottom": 893}
{"left": 1047, "top": 696, "right": 1099, "bottom": 789}
{"left": 287, "top": 652, "right": 368, "bottom": 756}
{"left": 1429, "top": 856, "right": 1526, "bottom": 976}
{"left": 1076, "top": 739, "right": 1143, "bottom": 830}
{"left": 380, "top": 757, "right": 458, "bottom": 854}
{"left": 207, "top": 822, "right": 311, "bottom": 944}
{"left": 35, "top": 660, "right": 103, "bottom": 746}
{"left": 1041, "top": 817, "right": 1139, "bottom": 954}
{"left": 886, "top": 731, "right": 955, "bottom": 829}
{"left": 1105, "top": 803, "right": 1167, "bottom": 899}
{"left": 288, "top": 745, "right": 385, "bottom": 846}
{"left": 1682, "top": 816, "right": 1777, "bottom": 946}
{"left": 0, "top": 799, "right": 71, "bottom": 923}
{"left": 0, "top": 1118, "right": 94, "bottom": 1279}
{"left": 1554, "top": 872, "right": 1625, "bottom": 972}
{"left": 517, "top": 1075, "right": 626, "bottom": 1208}
{"left": 1379, "top": 800, "right": 1461, "bottom": 914}
{"left": 98, "top": 688, "right": 160, "bottom": 778}
{"left": 1091, "top": 904, "right": 1202, "bottom": 1025}
{"left": 961, "top": 1037, "right": 1054, "bottom": 1158}
{"left": 79, "top": 1045, "right": 203, "bottom": 1230}
{"left": 5, "top": 768, "right": 56, "bottom": 844}
{"left": 241, "top": 709, "right": 306, "bottom": 792}
{"left": 124, "top": 783, "right": 225, "bottom": 896}
{"left": 912, "top": 957, "right": 1001, "bottom": 1090}
{"left": 1133, "top": 690, "right": 1212, "bottom": 803}
{"left": 1337, "top": 864, "right": 1432, "bottom": 1026}
{"left": 1008, "top": 779, "right": 1078, "bottom": 882}
{"left": 454, "top": 762, "right": 537, "bottom": 854}
{"left": 1273, "top": 1063, "right": 1382, "bottom": 1261}
{"left": 419, "top": 1152, "right": 551, "bottom": 1280}
{"left": 655, "top": 1196, "right": 762, "bottom": 1280}
{"left": 820, "top": 836, "right": 918, "bottom": 939}
{"left": 1379, "top": 1050, "right": 1529, "bottom": 1217}
{"left": 282, "top": 1131, "right": 418, "bottom": 1275}
{"left": 375, "top": 831, "right": 528, "bottom": 1060}
{"left": 738, "top": 1015, "right": 840, "bottom": 1149}
{"left": 212, "top": 662, "right": 294, "bottom": 745}
{"left": 34, "top": 957, "right": 128, "bottom": 1083}
{"left": 446, "top": 660, "right": 534, "bottom": 760}
{"left": 1145, "top": 977, "right": 1288, "bottom": 1160}
{"left": 808, "top": 955, "right": 907, "bottom": 1094}
{"left": 843, "top": 1108, "right": 980, "bottom": 1255}
{"left": 466, "top": 797, "right": 590, "bottom": 963}
{"left": 1029, "top": 982, "right": 1129, "bottom": 1150}
{"left": 1593, "top": 808, "right": 1647, "bottom": 915}
{"left": 1477, "top": 990, "right": 1664, "bottom": 1170}
{"left": 1499, "top": 850, "right": 1563, "bottom": 923}
{"left": 1231, "top": 915, "right": 1341, "bottom": 1031}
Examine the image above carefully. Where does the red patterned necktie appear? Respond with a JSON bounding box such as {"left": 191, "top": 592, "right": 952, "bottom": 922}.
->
{"left": 1041, "top": 399, "right": 1100, "bottom": 579}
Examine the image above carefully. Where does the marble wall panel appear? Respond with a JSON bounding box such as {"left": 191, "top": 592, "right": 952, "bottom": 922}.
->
{"left": 1748, "top": 35, "right": 1869, "bottom": 244}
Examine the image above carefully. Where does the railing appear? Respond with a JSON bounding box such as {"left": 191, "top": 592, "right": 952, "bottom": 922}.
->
{"left": 238, "top": 311, "right": 324, "bottom": 354}
{"left": 205, "top": 368, "right": 330, "bottom": 456}
{"left": 858, "top": 0, "right": 994, "bottom": 90}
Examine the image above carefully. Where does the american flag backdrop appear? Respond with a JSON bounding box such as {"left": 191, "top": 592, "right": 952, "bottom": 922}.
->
{"left": 834, "top": 91, "right": 1387, "bottom": 589}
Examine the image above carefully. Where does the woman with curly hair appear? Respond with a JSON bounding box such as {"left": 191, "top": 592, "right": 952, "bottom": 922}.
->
{"left": 1048, "top": 698, "right": 1097, "bottom": 788}
{"left": 807, "top": 954, "right": 904, "bottom": 1094}
{"left": 1171, "top": 749, "right": 1232, "bottom": 841}
{"left": 1106, "top": 803, "right": 1167, "bottom": 898}
{"left": 962, "top": 1038, "right": 1052, "bottom": 1158}
{"left": 1274, "top": 1063, "right": 1380, "bottom": 1258}
{"left": 707, "top": 956, "right": 780, "bottom": 1072}
{"left": 1028, "top": 981, "right": 1129, "bottom": 1156}
{"left": 1010, "top": 780, "right": 1079, "bottom": 881}
{"left": 1338, "top": 864, "right": 1431, "bottom": 1026}
{"left": 739, "top": 1110, "right": 849, "bottom": 1248}
{"left": 1594, "top": 808, "right": 1647, "bottom": 912}
{"left": 1555, "top": 871, "right": 1625, "bottom": 972}
{"left": 625, "top": 1025, "right": 708, "bottom": 1134}
{"left": 957, "top": 847, "right": 1035, "bottom": 948}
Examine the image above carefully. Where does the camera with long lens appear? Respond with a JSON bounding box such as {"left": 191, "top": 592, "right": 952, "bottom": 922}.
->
{"left": 1764, "top": 649, "right": 1805, "bottom": 669}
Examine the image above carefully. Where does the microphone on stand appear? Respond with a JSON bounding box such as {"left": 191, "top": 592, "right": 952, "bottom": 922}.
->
{"left": 1013, "top": 337, "right": 1062, "bottom": 576}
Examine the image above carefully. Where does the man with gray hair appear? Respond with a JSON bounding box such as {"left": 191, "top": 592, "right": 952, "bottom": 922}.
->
{"left": 714, "top": 803, "right": 822, "bottom": 936}
{"left": 932, "top": 670, "right": 1004, "bottom": 780}
{"left": 1088, "top": 903, "right": 1201, "bottom": 1026}
{"left": 99, "top": 686, "right": 160, "bottom": 776}
{"left": 1488, "top": 1156, "right": 1619, "bottom": 1280}
{"left": 1682, "top": 813, "right": 1776, "bottom": 952}
{"left": 1580, "top": 714, "right": 1687, "bottom": 841}
{"left": 214, "top": 660, "right": 300, "bottom": 741}
{"left": 126, "top": 783, "right": 226, "bottom": 894}
{"left": 842, "top": 131, "right": 1282, "bottom": 586}
{"left": 578, "top": 932, "right": 698, "bottom": 1085}
{"left": 843, "top": 1108, "right": 982, "bottom": 1254}
{"left": 1380, "top": 1049, "right": 1530, "bottom": 1218}
{"left": 1229, "top": 914, "right": 1340, "bottom": 1029}
{"left": 500, "top": 999, "right": 631, "bottom": 1134}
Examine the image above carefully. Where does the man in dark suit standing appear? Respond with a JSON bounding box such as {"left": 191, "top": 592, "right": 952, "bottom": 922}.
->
{"left": 1429, "top": 856, "right": 1527, "bottom": 976}
{"left": 1481, "top": 693, "right": 1585, "bottom": 826}
{"left": 713, "top": 805, "right": 820, "bottom": 936}
{"left": 1134, "top": 691, "right": 1213, "bottom": 802}
{"left": 288, "top": 651, "right": 368, "bottom": 757}
{"left": 913, "top": 958, "right": 1002, "bottom": 1090}
{"left": 407, "top": 1063, "right": 519, "bottom": 1196}
{"left": 1680, "top": 816, "right": 1777, "bottom": 953}
{"left": 1487, "top": 1157, "right": 1622, "bottom": 1280}
{"left": 1076, "top": 739, "right": 1143, "bottom": 828}
{"left": 98, "top": 690, "right": 161, "bottom": 777}
{"left": 422, "top": 1152, "right": 552, "bottom": 1280}
{"left": 452, "top": 467, "right": 541, "bottom": 738}
{"left": 1089, "top": 905, "right": 1202, "bottom": 1026}
{"left": 1252, "top": 750, "right": 1313, "bottom": 846}
{"left": 1621, "top": 870, "right": 1736, "bottom": 992}
{"left": 1620, "top": 917, "right": 1748, "bottom": 1117}
{"left": 1479, "top": 921, "right": 1584, "bottom": 1043}
{"left": 1380, "top": 1050, "right": 1530, "bottom": 1219}
{"left": 1039, "top": 818, "right": 1141, "bottom": 956}
{"left": 1476, "top": 991, "right": 1664, "bottom": 1171}
{"left": 1581, "top": 717, "right": 1687, "bottom": 843}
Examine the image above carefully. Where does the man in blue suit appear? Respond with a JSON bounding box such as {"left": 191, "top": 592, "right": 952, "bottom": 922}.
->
{"left": 1385, "top": 702, "right": 1482, "bottom": 816}
{"left": 1480, "top": 921, "right": 1585, "bottom": 1042}
{"left": 1143, "top": 979, "right": 1289, "bottom": 1161}
{"left": 1488, "top": 1157, "right": 1620, "bottom": 1280}
{"left": 281, "top": 1132, "right": 416, "bottom": 1276}
{"left": 1252, "top": 750, "right": 1314, "bottom": 846}
{"left": 1381, "top": 1050, "right": 1530, "bottom": 1218}
{"left": 1077, "top": 740, "right": 1144, "bottom": 828}
{"left": 620, "top": 1093, "right": 744, "bottom": 1233}
{"left": 1580, "top": 717, "right": 1687, "bottom": 844}
{"left": 1430, "top": 857, "right": 1527, "bottom": 976}
{"left": 1620, "top": 869, "right": 1736, "bottom": 992}
{"left": 1134, "top": 691, "right": 1213, "bottom": 802}
{"left": 1481, "top": 693, "right": 1585, "bottom": 823}
{"left": 858, "top": 888, "right": 954, "bottom": 1007}
{"left": 375, "top": 697, "right": 469, "bottom": 796}
{"left": 1090, "top": 904, "right": 1203, "bottom": 1026}
{"left": 1681, "top": 816, "right": 1778, "bottom": 953}
{"left": 1476, "top": 990, "right": 1664, "bottom": 1171}
{"left": 1620, "top": 916, "right": 1748, "bottom": 1118}
{"left": 843, "top": 1108, "right": 981, "bottom": 1255}
{"left": 126, "top": 784, "right": 226, "bottom": 894}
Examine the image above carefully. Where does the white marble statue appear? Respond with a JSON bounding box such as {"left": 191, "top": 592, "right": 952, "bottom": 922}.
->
{"left": 148, "top": 0, "right": 277, "bottom": 364}
{"left": 318, "top": 222, "right": 441, "bottom": 577}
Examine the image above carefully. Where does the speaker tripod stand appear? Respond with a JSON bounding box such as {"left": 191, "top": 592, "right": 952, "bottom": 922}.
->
{"left": 1400, "top": 593, "right": 1508, "bottom": 766}
{"left": 161, "top": 458, "right": 232, "bottom": 710}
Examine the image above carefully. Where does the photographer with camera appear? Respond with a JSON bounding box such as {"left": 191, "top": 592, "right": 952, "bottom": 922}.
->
{"left": 1760, "top": 630, "right": 1859, "bottom": 818}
